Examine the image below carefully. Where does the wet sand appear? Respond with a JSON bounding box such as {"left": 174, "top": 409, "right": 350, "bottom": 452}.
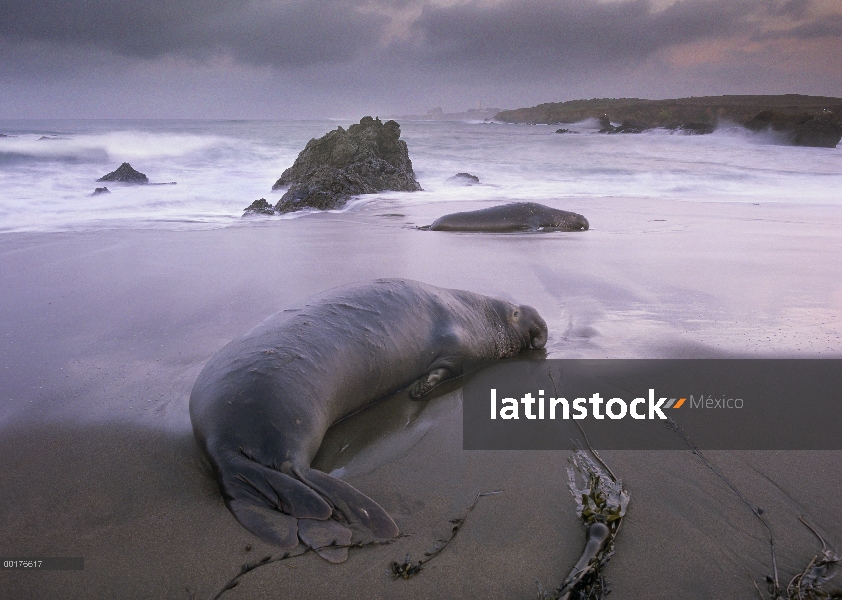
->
{"left": 1, "top": 196, "right": 841, "bottom": 599}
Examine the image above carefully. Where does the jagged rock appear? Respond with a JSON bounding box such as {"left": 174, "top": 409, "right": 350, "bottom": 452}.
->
{"left": 97, "top": 163, "right": 149, "bottom": 184}
{"left": 243, "top": 198, "right": 275, "bottom": 216}
{"left": 445, "top": 173, "right": 480, "bottom": 185}
{"left": 271, "top": 116, "right": 421, "bottom": 213}
{"left": 92, "top": 187, "right": 110, "bottom": 196}
{"left": 744, "top": 110, "right": 842, "bottom": 148}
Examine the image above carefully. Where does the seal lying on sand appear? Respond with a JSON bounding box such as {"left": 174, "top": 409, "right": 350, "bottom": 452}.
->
{"left": 424, "top": 202, "right": 589, "bottom": 232}
{"left": 189, "top": 279, "right": 547, "bottom": 562}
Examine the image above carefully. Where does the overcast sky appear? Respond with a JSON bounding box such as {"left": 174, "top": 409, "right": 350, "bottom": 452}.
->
{"left": 1, "top": 0, "right": 840, "bottom": 119}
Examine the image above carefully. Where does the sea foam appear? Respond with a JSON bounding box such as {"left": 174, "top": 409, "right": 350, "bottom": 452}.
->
{"left": 0, "top": 118, "right": 839, "bottom": 233}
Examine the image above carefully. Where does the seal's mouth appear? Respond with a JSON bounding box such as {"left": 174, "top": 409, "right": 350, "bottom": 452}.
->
{"left": 575, "top": 215, "right": 589, "bottom": 231}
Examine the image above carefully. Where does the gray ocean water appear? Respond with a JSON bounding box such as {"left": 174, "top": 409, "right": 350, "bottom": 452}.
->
{"left": 1, "top": 118, "right": 840, "bottom": 233}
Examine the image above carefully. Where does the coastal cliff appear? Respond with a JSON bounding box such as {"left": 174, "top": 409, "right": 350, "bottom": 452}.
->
{"left": 494, "top": 95, "right": 842, "bottom": 147}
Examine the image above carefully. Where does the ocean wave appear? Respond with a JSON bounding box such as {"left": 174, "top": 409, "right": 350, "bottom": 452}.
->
{"left": 0, "top": 119, "right": 839, "bottom": 234}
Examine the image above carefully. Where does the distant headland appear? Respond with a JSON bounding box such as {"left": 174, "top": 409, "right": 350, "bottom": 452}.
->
{"left": 494, "top": 95, "right": 842, "bottom": 147}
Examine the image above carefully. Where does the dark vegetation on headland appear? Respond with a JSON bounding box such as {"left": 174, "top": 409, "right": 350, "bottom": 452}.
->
{"left": 495, "top": 95, "right": 842, "bottom": 147}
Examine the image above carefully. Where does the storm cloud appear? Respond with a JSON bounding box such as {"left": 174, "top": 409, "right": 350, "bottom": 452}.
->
{"left": 0, "top": 0, "right": 388, "bottom": 66}
{"left": 408, "top": 0, "right": 753, "bottom": 65}
{"left": 0, "top": 0, "right": 840, "bottom": 118}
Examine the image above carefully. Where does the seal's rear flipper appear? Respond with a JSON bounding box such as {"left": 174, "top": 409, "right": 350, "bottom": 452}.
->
{"left": 225, "top": 458, "right": 332, "bottom": 520}
{"left": 296, "top": 467, "right": 400, "bottom": 540}
{"left": 298, "top": 518, "right": 353, "bottom": 563}
{"left": 219, "top": 457, "right": 334, "bottom": 549}
{"left": 261, "top": 468, "right": 333, "bottom": 519}
{"left": 228, "top": 498, "right": 299, "bottom": 549}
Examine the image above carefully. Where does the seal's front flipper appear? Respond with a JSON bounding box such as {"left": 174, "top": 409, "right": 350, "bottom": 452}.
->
{"left": 298, "top": 518, "right": 353, "bottom": 563}
{"left": 296, "top": 467, "right": 399, "bottom": 540}
{"left": 409, "top": 367, "right": 452, "bottom": 398}
{"left": 228, "top": 497, "right": 299, "bottom": 549}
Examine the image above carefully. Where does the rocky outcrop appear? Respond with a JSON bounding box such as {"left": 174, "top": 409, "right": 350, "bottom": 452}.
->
{"left": 92, "top": 187, "right": 110, "bottom": 196}
{"left": 97, "top": 163, "right": 148, "bottom": 184}
{"left": 744, "top": 110, "right": 842, "bottom": 148}
{"left": 243, "top": 198, "right": 275, "bottom": 216}
{"left": 445, "top": 173, "right": 480, "bottom": 185}
{"left": 271, "top": 116, "right": 421, "bottom": 213}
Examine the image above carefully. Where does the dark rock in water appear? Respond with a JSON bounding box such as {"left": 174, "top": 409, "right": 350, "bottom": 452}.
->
{"left": 92, "top": 187, "right": 110, "bottom": 196}
{"left": 598, "top": 114, "right": 715, "bottom": 135}
{"left": 744, "top": 110, "right": 842, "bottom": 148}
{"left": 673, "top": 122, "right": 715, "bottom": 135}
{"left": 445, "top": 172, "right": 480, "bottom": 185}
{"left": 243, "top": 198, "right": 275, "bottom": 216}
{"left": 97, "top": 163, "right": 149, "bottom": 184}
{"left": 555, "top": 128, "right": 577, "bottom": 134}
{"left": 424, "top": 202, "right": 589, "bottom": 233}
{"left": 599, "top": 118, "right": 647, "bottom": 134}
{"left": 271, "top": 116, "right": 421, "bottom": 213}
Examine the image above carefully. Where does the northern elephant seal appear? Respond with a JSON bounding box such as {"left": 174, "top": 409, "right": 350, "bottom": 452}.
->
{"left": 425, "top": 202, "right": 589, "bottom": 232}
{"left": 189, "top": 279, "right": 547, "bottom": 562}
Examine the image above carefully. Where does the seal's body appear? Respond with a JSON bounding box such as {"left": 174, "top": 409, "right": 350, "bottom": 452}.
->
{"left": 427, "top": 202, "right": 588, "bottom": 232}
{"left": 189, "top": 279, "right": 547, "bottom": 562}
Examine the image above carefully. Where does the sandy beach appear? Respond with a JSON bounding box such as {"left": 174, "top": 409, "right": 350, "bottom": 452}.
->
{"left": 2, "top": 196, "right": 842, "bottom": 599}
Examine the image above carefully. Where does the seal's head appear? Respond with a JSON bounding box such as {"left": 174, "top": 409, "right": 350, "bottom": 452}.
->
{"left": 513, "top": 303, "right": 548, "bottom": 349}
{"left": 564, "top": 212, "right": 589, "bottom": 231}
{"left": 488, "top": 299, "right": 548, "bottom": 353}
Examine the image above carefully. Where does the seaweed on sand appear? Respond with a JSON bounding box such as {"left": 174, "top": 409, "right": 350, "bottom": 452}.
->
{"left": 211, "top": 536, "right": 408, "bottom": 600}
{"left": 390, "top": 490, "right": 503, "bottom": 579}
{"left": 665, "top": 417, "right": 842, "bottom": 600}
{"left": 536, "top": 448, "right": 629, "bottom": 600}
{"left": 534, "top": 372, "right": 630, "bottom": 600}
{"left": 778, "top": 517, "right": 842, "bottom": 600}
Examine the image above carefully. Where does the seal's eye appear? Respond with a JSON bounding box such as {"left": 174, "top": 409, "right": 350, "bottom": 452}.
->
{"left": 512, "top": 310, "right": 519, "bottom": 318}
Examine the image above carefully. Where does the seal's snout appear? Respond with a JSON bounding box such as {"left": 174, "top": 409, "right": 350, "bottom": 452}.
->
{"left": 518, "top": 305, "right": 548, "bottom": 349}
{"left": 530, "top": 322, "right": 548, "bottom": 349}
{"left": 574, "top": 214, "right": 589, "bottom": 231}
